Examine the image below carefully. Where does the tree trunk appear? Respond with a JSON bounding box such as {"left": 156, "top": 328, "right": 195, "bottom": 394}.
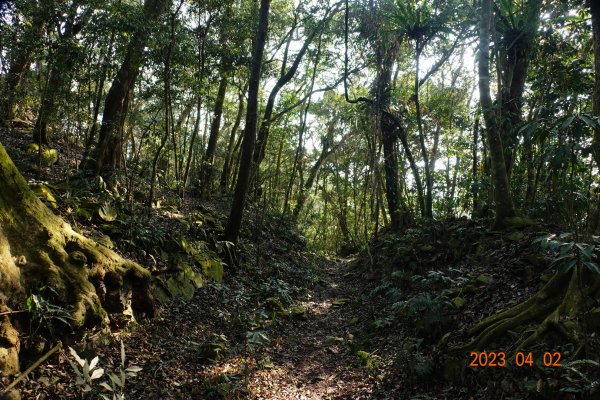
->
{"left": 224, "top": 0, "right": 271, "bottom": 244}
{"left": 293, "top": 133, "right": 343, "bottom": 218}
{"left": 588, "top": 0, "right": 600, "bottom": 232}
{"left": 472, "top": 113, "right": 480, "bottom": 216}
{"left": 592, "top": 0, "right": 600, "bottom": 166}
{"left": 83, "top": 31, "right": 116, "bottom": 165}
{"left": 414, "top": 47, "right": 433, "bottom": 218}
{"left": 479, "top": 0, "right": 517, "bottom": 228}
{"left": 0, "top": 142, "right": 152, "bottom": 374}
{"left": 93, "top": 0, "right": 168, "bottom": 175}
{"left": 220, "top": 92, "right": 245, "bottom": 192}
{"left": 199, "top": 74, "right": 228, "bottom": 197}
{"left": 376, "top": 39, "right": 405, "bottom": 232}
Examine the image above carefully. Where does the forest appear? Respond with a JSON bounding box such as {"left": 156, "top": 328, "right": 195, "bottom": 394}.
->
{"left": 0, "top": 0, "right": 599, "bottom": 398}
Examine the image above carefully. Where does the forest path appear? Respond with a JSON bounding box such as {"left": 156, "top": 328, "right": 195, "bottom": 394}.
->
{"left": 119, "top": 257, "right": 378, "bottom": 399}
{"left": 246, "top": 257, "right": 376, "bottom": 399}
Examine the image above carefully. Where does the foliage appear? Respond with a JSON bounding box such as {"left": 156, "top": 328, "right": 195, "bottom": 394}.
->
{"left": 534, "top": 233, "right": 600, "bottom": 275}
{"left": 67, "top": 341, "right": 142, "bottom": 400}
{"left": 394, "top": 338, "right": 433, "bottom": 380}
{"left": 25, "top": 288, "right": 74, "bottom": 339}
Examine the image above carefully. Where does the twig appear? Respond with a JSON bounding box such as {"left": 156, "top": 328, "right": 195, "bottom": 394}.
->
{"left": 1, "top": 342, "right": 62, "bottom": 395}
{"left": 0, "top": 311, "right": 26, "bottom": 317}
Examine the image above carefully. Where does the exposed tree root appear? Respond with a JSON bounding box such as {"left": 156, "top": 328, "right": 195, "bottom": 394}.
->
{"left": 454, "top": 266, "right": 599, "bottom": 352}
{"left": 0, "top": 143, "right": 153, "bottom": 374}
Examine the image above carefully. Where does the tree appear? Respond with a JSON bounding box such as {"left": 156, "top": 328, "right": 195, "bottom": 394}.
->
{"left": 199, "top": 72, "right": 228, "bottom": 196}
{"left": 93, "top": 0, "right": 169, "bottom": 176}
{"left": 0, "top": 142, "right": 153, "bottom": 374}
{"left": 0, "top": 0, "right": 51, "bottom": 125}
{"left": 224, "top": 0, "right": 271, "bottom": 244}
{"left": 478, "top": 0, "right": 517, "bottom": 227}
{"left": 456, "top": 0, "right": 597, "bottom": 352}
{"left": 32, "top": 0, "right": 92, "bottom": 145}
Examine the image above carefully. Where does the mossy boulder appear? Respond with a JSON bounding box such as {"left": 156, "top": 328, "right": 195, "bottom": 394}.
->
{"left": 26, "top": 144, "right": 58, "bottom": 166}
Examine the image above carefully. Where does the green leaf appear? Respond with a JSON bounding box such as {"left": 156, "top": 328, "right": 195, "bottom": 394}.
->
{"left": 69, "top": 347, "right": 85, "bottom": 368}
{"left": 90, "top": 368, "right": 105, "bottom": 380}
{"left": 575, "top": 243, "right": 593, "bottom": 259}
{"left": 583, "top": 261, "right": 600, "bottom": 275}
{"left": 560, "top": 115, "right": 575, "bottom": 130}
{"left": 125, "top": 366, "right": 142, "bottom": 374}
{"left": 246, "top": 330, "right": 270, "bottom": 345}
{"left": 98, "top": 204, "right": 117, "bottom": 222}
{"left": 559, "top": 259, "right": 577, "bottom": 275}
{"left": 579, "top": 114, "right": 597, "bottom": 129}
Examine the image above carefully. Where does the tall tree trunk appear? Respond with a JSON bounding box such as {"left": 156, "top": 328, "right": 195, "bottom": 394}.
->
{"left": 93, "top": 0, "right": 168, "bottom": 176}
{"left": 224, "top": 0, "right": 271, "bottom": 244}
{"left": 414, "top": 46, "right": 433, "bottom": 218}
{"left": 148, "top": 3, "right": 177, "bottom": 207}
{"left": 250, "top": 7, "right": 337, "bottom": 186}
{"left": 479, "top": 0, "right": 517, "bottom": 227}
{"left": 182, "top": 20, "right": 208, "bottom": 194}
{"left": 199, "top": 74, "right": 228, "bottom": 197}
{"left": 472, "top": 113, "right": 480, "bottom": 215}
{"left": 83, "top": 31, "right": 115, "bottom": 164}
{"left": 497, "top": 2, "right": 541, "bottom": 176}
{"left": 589, "top": 0, "right": 600, "bottom": 232}
{"left": 376, "top": 39, "right": 405, "bottom": 232}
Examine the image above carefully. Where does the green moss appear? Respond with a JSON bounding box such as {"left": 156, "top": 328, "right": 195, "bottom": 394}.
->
{"left": 166, "top": 275, "right": 195, "bottom": 301}
{"left": 507, "top": 231, "right": 524, "bottom": 241}
{"left": 69, "top": 251, "right": 87, "bottom": 267}
{"left": 289, "top": 305, "right": 308, "bottom": 320}
{"left": 504, "top": 216, "right": 535, "bottom": 228}
{"left": 200, "top": 259, "right": 224, "bottom": 282}
{"left": 26, "top": 143, "right": 39, "bottom": 153}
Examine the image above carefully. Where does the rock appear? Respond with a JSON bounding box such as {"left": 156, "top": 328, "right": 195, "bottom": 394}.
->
{"left": 505, "top": 216, "right": 535, "bottom": 228}
{"left": 325, "top": 336, "right": 345, "bottom": 345}
{"left": 289, "top": 306, "right": 308, "bottom": 320}
{"left": 2, "top": 390, "right": 21, "bottom": 400}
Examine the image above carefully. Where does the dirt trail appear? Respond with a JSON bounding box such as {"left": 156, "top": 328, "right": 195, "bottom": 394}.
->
{"left": 247, "top": 258, "right": 375, "bottom": 399}
{"left": 118, "top": 257, "right": 379, "bottom": 399}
